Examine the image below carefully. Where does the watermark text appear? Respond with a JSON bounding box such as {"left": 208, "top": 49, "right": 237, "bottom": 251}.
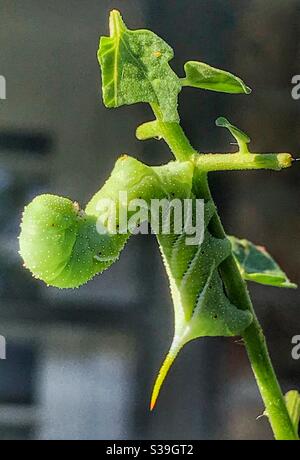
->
{"left": 291, "top": 75, "right": 300, "bottom": 100}
{"left": 0, "top": 76, "right": 6, "bottom": 100}
{"left": 95, "top": 193, "right": 205, "bottom": 246}
{"left": 292, "top": 335, "right": 300, "bottom": 360}
{"left": 0, "top": 335, "right": 6, "bottom": 360}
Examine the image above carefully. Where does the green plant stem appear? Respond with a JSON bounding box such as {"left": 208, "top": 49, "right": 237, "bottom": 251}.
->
{"left": 150, "top": 107, "right": 298, "bottom": 440}
{"left": 197, "top": 174, "right": 298, "bottom": 441}
{"left": 150, "top": 103, "right": 195, "bottom": 161}
{"left": 195, "top": 152, "right": 292, "bottom": 171}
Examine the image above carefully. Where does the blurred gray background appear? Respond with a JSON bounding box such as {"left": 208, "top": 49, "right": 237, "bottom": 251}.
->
{"left": 0, "top": 0, "right": 299, "bottom": 440}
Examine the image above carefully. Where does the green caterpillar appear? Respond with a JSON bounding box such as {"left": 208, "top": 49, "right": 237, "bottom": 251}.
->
{"left": 19, "top": 156, "right": 193, "bottom": 288}
{"left": 19, "top": 153, "right": 252, "bottom": 407}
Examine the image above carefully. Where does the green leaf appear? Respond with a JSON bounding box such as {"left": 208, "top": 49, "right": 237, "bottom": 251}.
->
{"left": 98, "top": 10, "right": 181, "bottom": 122}
{"left": 216, "top": 117, "right": 250, "bottom": 145}
{"left": 229, "top": 236, "right": 297, "bottom": 289}
{"left": 285, "top": 390, "right": 300, "bottom": 435}
{"left": 182, "top": 61, "right": 251, "bottom": 94}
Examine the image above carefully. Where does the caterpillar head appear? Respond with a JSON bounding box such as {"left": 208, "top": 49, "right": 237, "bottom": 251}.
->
{"left": 19, "top": 194, "right": 127, "bottom": 288}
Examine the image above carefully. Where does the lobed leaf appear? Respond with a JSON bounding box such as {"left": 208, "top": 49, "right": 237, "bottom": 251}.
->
{"left": 229, "top": 236, "right": 297, "bottom": 289}
{"left": 182, "top": 61, "right": 251, "bottom": 94}
{"left": 98, "top": 10, "right": 181, "bottom": 122}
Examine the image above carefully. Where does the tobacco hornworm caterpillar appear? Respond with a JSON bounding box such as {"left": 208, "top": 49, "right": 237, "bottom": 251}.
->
{"left": 19, "top": 152, "right": 252, "bottom": 408}
{"left": 19, "top": 156, "right": 194, "bottom": 288}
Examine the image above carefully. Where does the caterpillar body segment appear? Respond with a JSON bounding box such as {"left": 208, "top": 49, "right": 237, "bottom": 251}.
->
{"left": 19, "top": 157, "right": 194, "bottom": 288}
{"left": 151, "top": 198, "right": 253, "bottom": 409}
